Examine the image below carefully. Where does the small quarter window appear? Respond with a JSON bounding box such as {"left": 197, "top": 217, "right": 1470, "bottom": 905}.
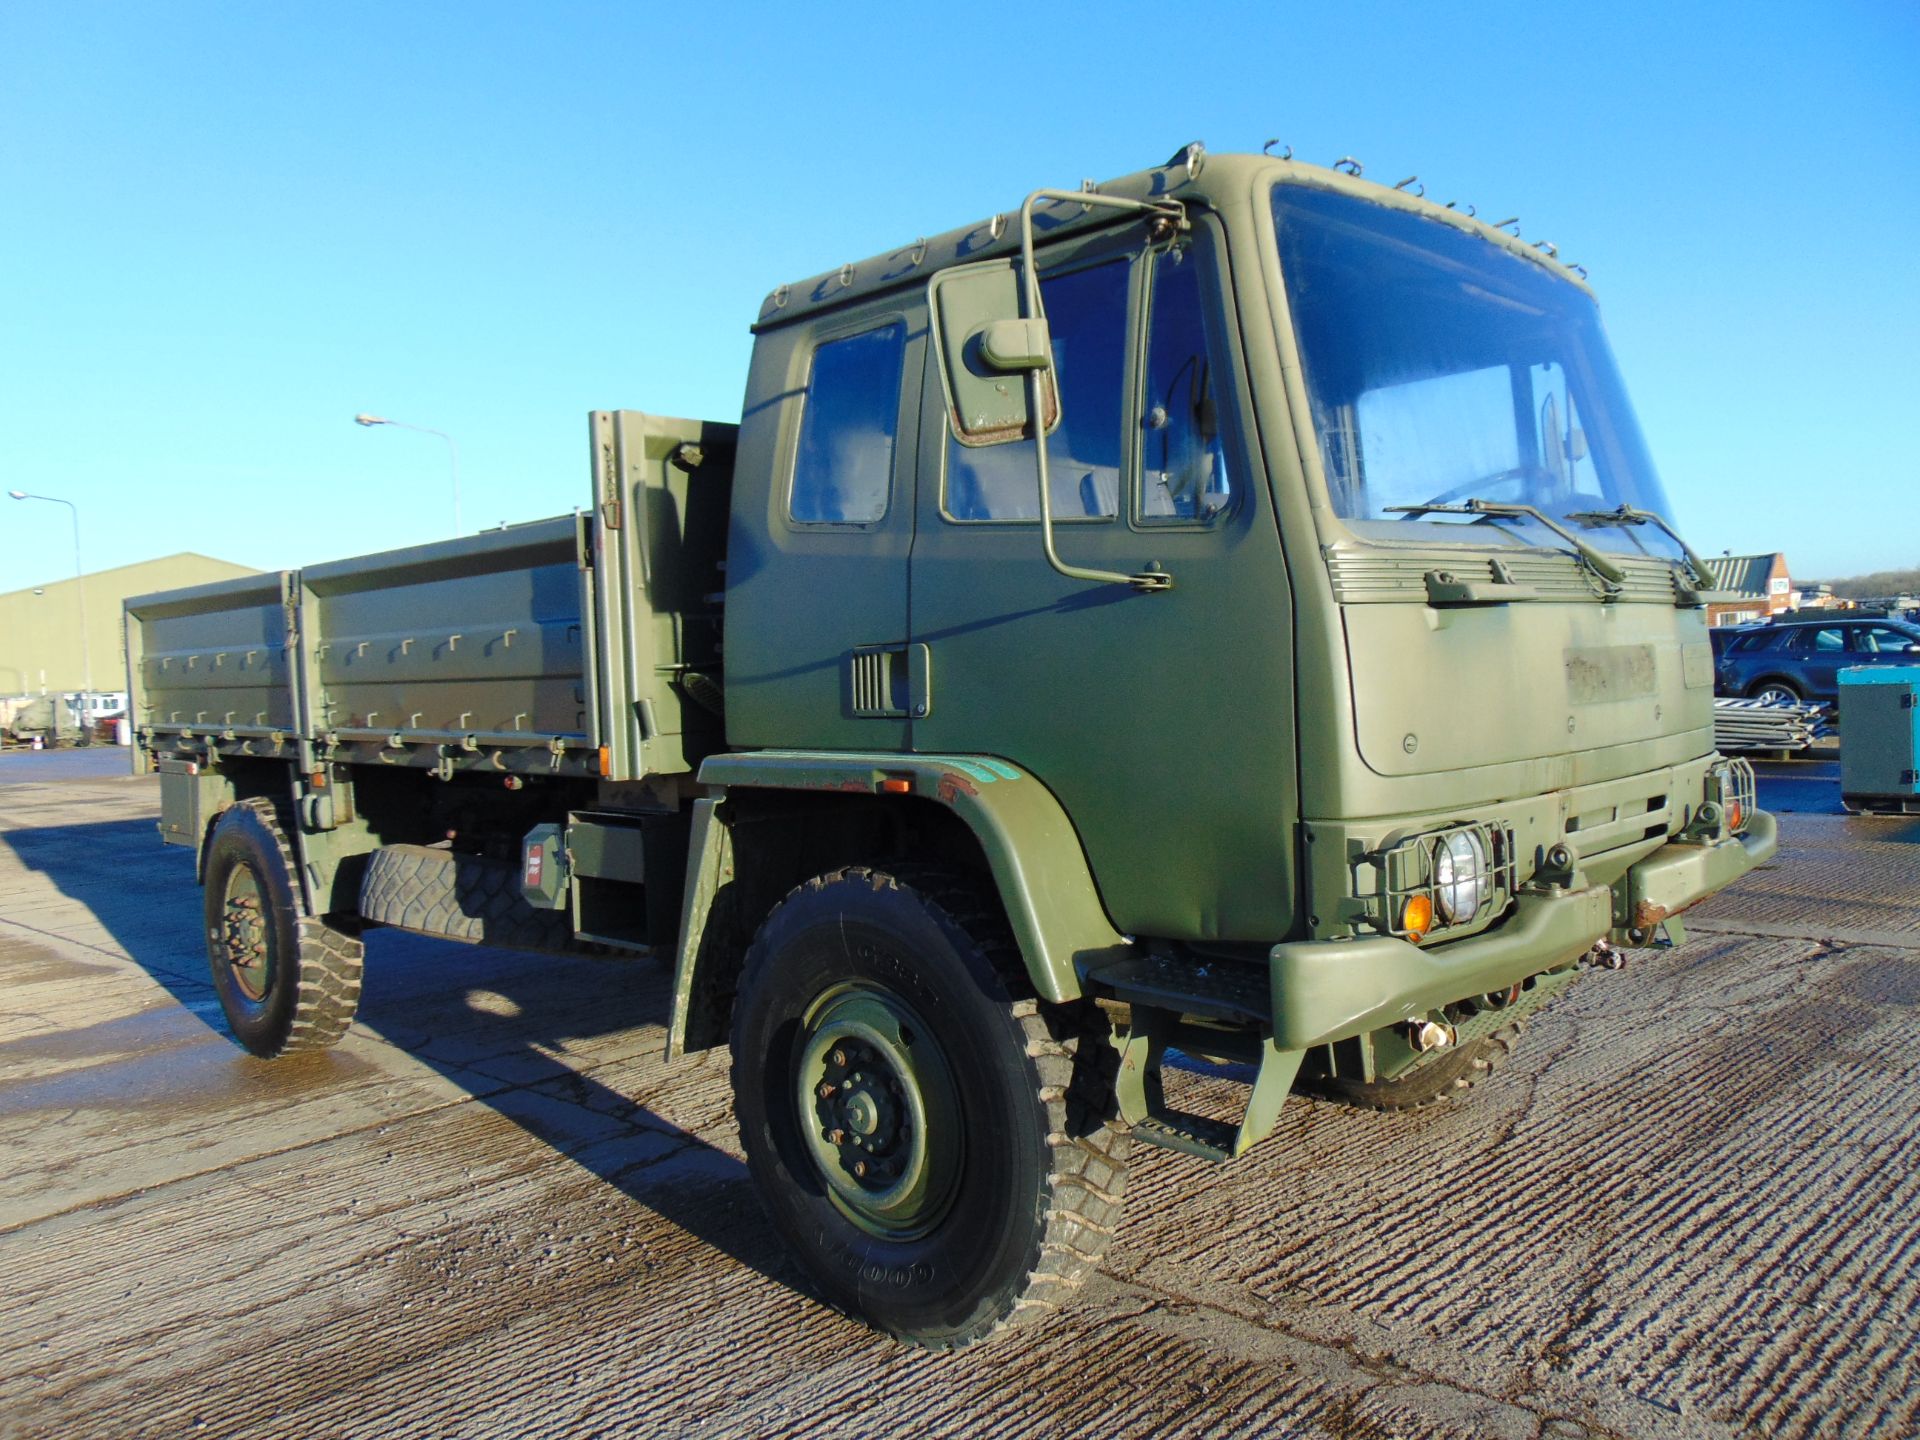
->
{"left": 790, "top": 323, "right": 905, "bottom": 526}
{"left": 1140, "top": 245, "right": 1232, "bottom": 523}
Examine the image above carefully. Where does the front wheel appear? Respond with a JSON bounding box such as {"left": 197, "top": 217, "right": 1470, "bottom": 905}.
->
{"left": 1749, "top": 679, "right": 1804, "bottom": 706}
{"left": 730, "top": 868, "right": 1128, "bottom": 1348}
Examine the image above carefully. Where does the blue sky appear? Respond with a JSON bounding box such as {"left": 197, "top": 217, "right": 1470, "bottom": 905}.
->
{"left": 3, "top": 1, "right": 1915, "bottom": 593}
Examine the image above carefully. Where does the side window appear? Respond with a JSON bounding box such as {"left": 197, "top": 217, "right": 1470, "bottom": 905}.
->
{"left": 1806, "top": 626, "right": 1846, "bottom": 653}
{"left": 1139, "top": 246, "right": 1233, "bottom": 523}
{"left": 1854, "top": 625, "right": 1918, "bottom": 655}
{"left": 790, "top": 323, "right": 906, "bottom": 526}
{"left": 946, "top": 260, "right": 1128, "bottom": 522}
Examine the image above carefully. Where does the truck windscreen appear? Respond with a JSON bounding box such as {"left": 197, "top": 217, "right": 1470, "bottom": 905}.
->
{"left": 1274, "top": 184, "right": 1685, "bottom": 561}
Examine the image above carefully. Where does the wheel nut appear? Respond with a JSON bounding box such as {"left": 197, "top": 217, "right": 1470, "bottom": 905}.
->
{"left": 830, "top": 1048, "right": 846, "bottom": 1067}
{"left": 816, "top": 1082, "right": 835, "bottom": 1099}
{"left": 853, "top": 1161, "right": 867, "bottom": 1178}
{"left": 827, "top": 1128, "right": 845, "bottom": 1144}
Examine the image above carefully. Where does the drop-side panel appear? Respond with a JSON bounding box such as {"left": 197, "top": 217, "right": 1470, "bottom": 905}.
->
{"left": 126, "top": 572, "right": 299, "bottom": 753}
{"left": 301, "top": 519, "right": 594, "bottom": 749}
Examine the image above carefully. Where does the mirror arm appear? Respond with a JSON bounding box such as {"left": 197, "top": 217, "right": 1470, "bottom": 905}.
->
{"left": 1017, "top": 188, "right": 1186, "bottom": 594}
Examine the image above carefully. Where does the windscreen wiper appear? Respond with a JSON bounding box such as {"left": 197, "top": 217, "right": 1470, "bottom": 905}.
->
{"left": 1564, "top": 503, "right": 1718, "bottom": 595}
{"left": 1384, "top": 498, "right": 1627, "bottom": 591}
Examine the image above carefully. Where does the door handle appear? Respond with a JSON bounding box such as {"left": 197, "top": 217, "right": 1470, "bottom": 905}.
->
{"left": 847, "top": 643, "right": 931, "bottom": 719}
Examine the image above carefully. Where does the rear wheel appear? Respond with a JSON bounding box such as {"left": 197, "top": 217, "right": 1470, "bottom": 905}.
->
{"left": 203, "top": 798, "right": 364, "bottom": 1057}
{"left": 1749, "top": 678, "right": 1803, "bottom": 706}
{"left": 730, "top": 867, "right": 1128, "bottom": 1348}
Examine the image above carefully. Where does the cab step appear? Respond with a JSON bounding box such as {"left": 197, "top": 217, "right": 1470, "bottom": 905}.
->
{"left": 1109, "top": 1002, "right": 1304, "bottom": 1164}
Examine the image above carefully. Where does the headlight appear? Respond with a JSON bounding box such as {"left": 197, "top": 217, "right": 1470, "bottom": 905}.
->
{"left": 1432, "top": 831, "right": 1487, "bottom": 923}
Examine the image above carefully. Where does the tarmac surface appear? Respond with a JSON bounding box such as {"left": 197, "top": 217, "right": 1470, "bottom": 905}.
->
{"left": 1, "top": 750, "right": 1915, "bottom": 1439}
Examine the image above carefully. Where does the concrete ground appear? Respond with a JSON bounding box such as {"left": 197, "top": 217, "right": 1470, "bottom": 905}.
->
{"left": 1, "top": 753, "right": 1915, "bottom": 1439}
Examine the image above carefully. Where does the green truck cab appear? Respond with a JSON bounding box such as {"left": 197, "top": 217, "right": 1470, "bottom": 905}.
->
{"left": 127, "top": 145, "right": 1775, "bottom": 1348}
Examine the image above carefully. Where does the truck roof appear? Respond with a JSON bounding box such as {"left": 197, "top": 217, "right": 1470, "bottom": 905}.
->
{"left": 754, "top": 145, "right": 1594, "bottom": 333}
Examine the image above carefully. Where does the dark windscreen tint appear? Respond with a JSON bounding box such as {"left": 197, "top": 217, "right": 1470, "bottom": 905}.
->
{"left": 1274, "top": 184, "right": 1685, "bottom": 560}
{"left": 1729, "top": 628, "right": 1787, "bottom": 654}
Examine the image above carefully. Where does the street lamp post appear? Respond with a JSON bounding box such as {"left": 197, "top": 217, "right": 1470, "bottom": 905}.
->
{"left": 8, "top": 490, "right": 91, "bottom": 738}
{"left": 354, "top": 414, "right": 462, "bottom": 535}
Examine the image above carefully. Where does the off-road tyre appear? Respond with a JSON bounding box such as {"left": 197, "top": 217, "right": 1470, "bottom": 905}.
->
{"left": 730, "top": 866, "right": 1129, "bottom": 1349}
{"left": 359, "top": 844, "right": 576, "bottom": 952}
{"left": 1307, "top": 1015, "right": 1529, "bottom": 1112}
{"left": 203, "top": 798, "right": 364, "bottom": 1057}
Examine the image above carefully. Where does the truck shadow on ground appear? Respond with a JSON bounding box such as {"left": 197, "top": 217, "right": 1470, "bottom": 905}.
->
{"left": 0, "top": 815, "right": 815, "bottom": 1309}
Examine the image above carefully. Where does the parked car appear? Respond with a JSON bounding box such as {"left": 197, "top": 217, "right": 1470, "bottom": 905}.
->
{"left": 1714, "top": 616, "right": 1920, "bottom": 704}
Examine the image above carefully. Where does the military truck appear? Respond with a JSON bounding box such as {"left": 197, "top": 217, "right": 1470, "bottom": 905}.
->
{"left": 127, "top": 144, "right": 1776, "bottom": 1348}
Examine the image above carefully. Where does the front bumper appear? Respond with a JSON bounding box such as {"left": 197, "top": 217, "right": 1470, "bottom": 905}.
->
{"left": 1622, "top": 808, "right": 1779, "bottom": 932}
{"left": 1269, "top": 809, "right": 1779, "bottom": 1051}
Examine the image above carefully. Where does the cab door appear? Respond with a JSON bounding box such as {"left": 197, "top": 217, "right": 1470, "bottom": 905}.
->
{"left": 724, "top": 307, "right": 924, "bottom": 752}
{"left": 907, "top": 219, "right": 1299, "bottom": 943}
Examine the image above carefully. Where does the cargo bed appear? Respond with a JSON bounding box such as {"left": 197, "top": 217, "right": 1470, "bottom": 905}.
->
{"left": 126, "top": 411, "right": 734, "bottom": 785}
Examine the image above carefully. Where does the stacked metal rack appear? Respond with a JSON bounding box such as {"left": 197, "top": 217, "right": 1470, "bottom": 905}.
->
{"left": 1713, "top": 697, "right": 1832, "bottom": 754}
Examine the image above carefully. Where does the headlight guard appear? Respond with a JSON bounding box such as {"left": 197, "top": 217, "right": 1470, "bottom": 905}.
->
{"left": 1365, "top": 820, "right": 1516, "bottom": 943}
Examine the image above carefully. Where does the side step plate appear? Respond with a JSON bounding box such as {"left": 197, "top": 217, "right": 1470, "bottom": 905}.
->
{"left": 1130, "top": 1112, "right": 1241, "bottom": 1164}
{"left": 1084, "top": 952, "right": 1270, "bottom": 1025}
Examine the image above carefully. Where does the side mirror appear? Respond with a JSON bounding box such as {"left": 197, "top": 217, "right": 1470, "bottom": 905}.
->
{"left": 929, "top": 259, "right": 1059, "bottom": 446}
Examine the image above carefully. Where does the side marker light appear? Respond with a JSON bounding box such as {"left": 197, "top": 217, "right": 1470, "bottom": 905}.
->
{"left": 1402, "top": 893, "right": 1434, "bottom": 940}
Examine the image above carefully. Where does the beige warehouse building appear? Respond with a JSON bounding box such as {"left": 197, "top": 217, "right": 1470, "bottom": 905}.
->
{"left": 0, "top": 554, "right": 259, "bottom": 698}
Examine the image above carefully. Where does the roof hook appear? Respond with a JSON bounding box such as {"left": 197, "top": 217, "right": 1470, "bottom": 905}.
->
{"left": 1393, "top": 175, "right": 1424, "bottom": 197}
{"left": 1263, "top": 139, "right": 1292, "bottom": 159}
{"left": 1333, "top": 156, "right": 1364, "bottom": 176}
{"left": 1444, "top": 201, "right": 1476, "bottom": 217}
{"left": 1492, "top": 217, "right": 1521, "bottom": 234}
{"left": 1532, "top": 239, "right": 1559, "bottom": 258}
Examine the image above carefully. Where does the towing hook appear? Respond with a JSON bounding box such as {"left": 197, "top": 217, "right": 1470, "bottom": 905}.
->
{"left": 1586, "top": 940, "right": 1625, "bottom": 971}
{"left": 1406, "top": 1018, "right": 1456, "bottom": 1053}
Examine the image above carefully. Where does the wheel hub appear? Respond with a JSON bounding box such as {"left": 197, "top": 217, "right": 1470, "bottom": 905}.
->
{"left": 220, "top": 865, "right": 271, "bottom": 1001}
{"left": 795, "top": 987, "right": 960, "bottom": 1239}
